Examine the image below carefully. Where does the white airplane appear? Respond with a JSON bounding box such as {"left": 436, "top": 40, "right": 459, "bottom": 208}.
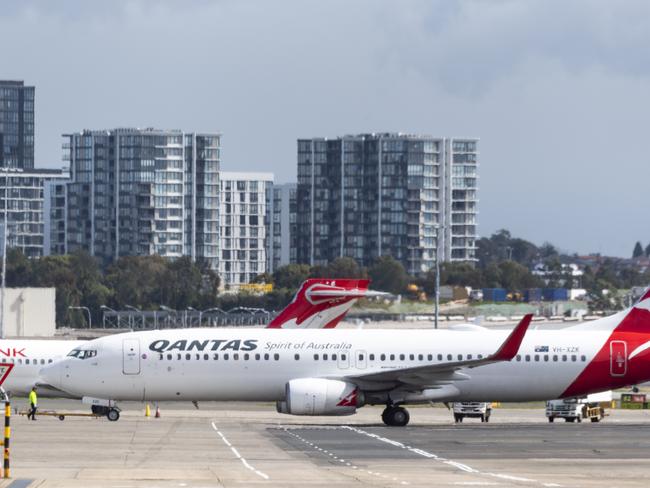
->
{"left": 40, "top": 290, "right": 650, "bottom": 425}
{"left": 0, "top": 279, "right": 374, "bottom": 402}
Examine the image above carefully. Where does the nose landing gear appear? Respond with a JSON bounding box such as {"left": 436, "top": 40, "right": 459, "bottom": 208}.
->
{"left": 381, "top": 405, "right": 410, "bottom": 427}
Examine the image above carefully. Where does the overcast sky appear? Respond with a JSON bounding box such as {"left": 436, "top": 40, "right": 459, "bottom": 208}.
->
{"left": 2, "top": 0, "right": 649, "bottom": 258}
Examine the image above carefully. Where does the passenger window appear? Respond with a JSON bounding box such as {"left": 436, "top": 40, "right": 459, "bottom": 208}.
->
{"left": 409, "top": 354, "right": 415, "bottom": 360}
{"left": 418, "top": 354, "right": 424, "bottom": 361}
{"left": 274, "top": 353, "right": 279, "bottom": 361}
{"left": 224, "top": 354, "right": 230, "bottom": 360}
{"left": 234, "top": 354, "right": 239, "bottom": 360}
{"left": 525, "top": 355, "right": 530, "bottom": 362}
{"left": 571, "top": 355, "right": 577, "bottom": 362}
{"left": 534, "top": 355, "right": 539, "bottom": 362}
{"left": 244, "top": 353, "right": 249, "bottom": 360}
{"left": 447, "top": 354, "right": 452, "bottom": 360}
{"left": 457, "top": 354, "right": 462, "bottom": 361}
{"left": 213, "top": 354, "right": 219, "bottom": 360}
{"left": 562, "top": 355, "right": 567, "bottom": 362}
{"left": 581, "top": 355, "right": 586, "bottom": 362}
{"left": 48, "top": 359, "right": 53, "bottom": 363}
{"left": 255, "top": 354, "right": 260, "bottom": 360}
{"left": 332, "top": 354, "right": 337, "bottom": 361}
{"left": 543, "top": 355, "right": 549, "bottom": 362}
{"left": 516, "top": 355, "right": 521, "bottom": 361}
{"left": 369, "top": 354, "right": 375, "bottom": 360}
{"left": 294, "top": 354, "right": 300, "bottom": 360}
{"left": 389, "top": 354, "right": 395, "bottom": 361}
{"left": 380, "top": 354, "right": 386, "bottom": 361}
{"left": 314, "top": 354, "right": 319, "bottom": 360}
{"left": 478, "top": 354, "right": 483, "bottom": 359}
{"left": 26, "top": 359, "right": 30, "bottom": 365}
{"left": 204, "top": 354, "right": 209, "bottom": 360}
{"left": 399, "top": 354, "right": 405, "bottom": 360}
{"left": 18, "top": 359, "right": 22, "bottom": 365}
{"left": 358, "top": 354, "right": 364, "bottom": 361}
{"left": 323, "top": 354, "right": 328, "bottom": 360}
{"left": 177, "top": 354, "right": 182, "bottom": 360}
{"left": 185, "top": 354, "right": 191, "bottom": 360}
{"left": 467, "top": 354, "right": 473, "bottom": 360}
{"left": 40, "top": 359, "right": 45, "bottom": 365}
{"left": 552, "top": 355, "right": 558, "bottom": 362}
{"left": 341, "top": 354, "right": 346, "bottom": 361}
{"left": 437, "top": 354, "right": 442, "bottom": 360}
{"left": 264, "top": 353, "right": 270, "bottom": 360}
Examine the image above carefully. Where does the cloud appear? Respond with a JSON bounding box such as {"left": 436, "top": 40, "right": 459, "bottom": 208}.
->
{"left": 1, "top": 0, "right": 649, "bottom": 256}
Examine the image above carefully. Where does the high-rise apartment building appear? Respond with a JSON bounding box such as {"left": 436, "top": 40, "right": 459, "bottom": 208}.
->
{"left": 296, "top": 133, "right": 478, "bottom": 275}
{"left": 267, "top": 182, "right": 297, "bottom": 273}
{"left": 0, "top": 168, "right": 69, "bottom": 258}
{"left": 218, "top": 172, "right": 273, "bottom": 288}
{"left": 57, "top": 129, "right": 220, "bottom": 268}
{"left": 0, "top": 81, "right": 35, "bottom": 169}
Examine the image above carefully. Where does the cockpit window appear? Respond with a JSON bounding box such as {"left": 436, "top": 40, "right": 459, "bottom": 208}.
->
{"left": 67, "top": 349, "right": 97, "bottom": 359}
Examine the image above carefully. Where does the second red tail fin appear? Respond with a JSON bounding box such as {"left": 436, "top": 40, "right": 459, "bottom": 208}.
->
{"left": 267, "top": 279, "right": 384, "bottom": 329}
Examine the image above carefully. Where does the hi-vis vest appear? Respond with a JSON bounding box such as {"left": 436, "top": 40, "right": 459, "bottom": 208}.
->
{"left": 29, "top": 390, "right": 37, "bottom": 405}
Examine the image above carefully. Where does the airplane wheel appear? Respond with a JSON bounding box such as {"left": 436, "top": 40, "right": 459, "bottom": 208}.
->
{"left": 382, "top": 406, "right": 410, "bottom": 427}
{"left": 107, "top": 409, "right": 120, "bottom": 422}
{"left": 577, "top": 417, "right": 582, "bottom": 423}
{"left": 548, "top": 417, "right": 554, "bottom": 423}
{"left": 454, "top": 414, "right": 461, "bottom": 423}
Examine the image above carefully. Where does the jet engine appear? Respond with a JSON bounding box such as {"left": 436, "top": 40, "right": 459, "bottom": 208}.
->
{"left": 276, "top": 378, "right": 362, "bottom": 416}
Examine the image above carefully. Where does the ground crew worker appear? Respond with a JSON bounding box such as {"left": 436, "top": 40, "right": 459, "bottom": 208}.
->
{"left": 27, "top": 386, "right": 37, "bottom": 420}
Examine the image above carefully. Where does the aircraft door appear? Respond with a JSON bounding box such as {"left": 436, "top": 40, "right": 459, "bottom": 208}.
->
{"left": 610, "top": 340, "right": 627, "bottom": 377}
{"left": 337, "top": 351, "right": 350, "bottom": 370}
{"left": 355, "top": 350, "right": 367, "bottom": 370}
{"left": 123, "top": 338, "right": 141, "bottom": 375}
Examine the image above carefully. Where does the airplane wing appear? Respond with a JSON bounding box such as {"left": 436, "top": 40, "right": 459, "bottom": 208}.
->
{"left": 344, "top": 314, "right": 532, "bottom": 388}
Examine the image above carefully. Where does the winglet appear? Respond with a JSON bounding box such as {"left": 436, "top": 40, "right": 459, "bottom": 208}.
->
{"left": 491, "top": 314, "right": 533, "bottom": 361}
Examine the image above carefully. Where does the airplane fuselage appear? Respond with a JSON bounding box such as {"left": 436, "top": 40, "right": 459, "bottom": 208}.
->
{"left": 42, "top": 325, "right": 645, "bottom": 403}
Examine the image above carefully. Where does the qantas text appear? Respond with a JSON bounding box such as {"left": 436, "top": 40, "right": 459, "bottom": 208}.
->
{"left": 149, "top": 339, "right": 258, "bottom": 353}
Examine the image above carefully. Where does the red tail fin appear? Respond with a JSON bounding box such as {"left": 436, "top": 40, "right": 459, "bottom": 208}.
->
{"left": 267, "top": 279, "right": 374, "bottom": 329}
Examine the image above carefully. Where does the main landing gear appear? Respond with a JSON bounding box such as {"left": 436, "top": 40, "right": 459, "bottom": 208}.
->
{"left": 382, "top": 405, "right": 410, "bottom": 427}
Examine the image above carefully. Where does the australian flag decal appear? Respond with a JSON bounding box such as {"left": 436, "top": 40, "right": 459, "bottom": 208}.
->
{"left": 534, "top": 345, "right": 549, "bottom": 352}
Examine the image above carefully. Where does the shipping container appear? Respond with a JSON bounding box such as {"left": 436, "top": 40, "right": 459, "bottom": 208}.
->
{"left": 482, "top": 288, "right": 507, "bottom": 302}
{"left": 542, "top": 288, "right": 569, "bottom": 301}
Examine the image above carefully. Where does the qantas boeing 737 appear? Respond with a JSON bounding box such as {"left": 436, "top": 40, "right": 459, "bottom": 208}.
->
{"left": 40, "top": 290, "right": 650, "bottom": 425}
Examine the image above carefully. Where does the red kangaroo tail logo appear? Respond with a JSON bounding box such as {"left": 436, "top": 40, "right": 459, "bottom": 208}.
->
{"left": 562, "top": 296, "right": 650, "bottom": 397}
{"left": 336, "top": 388, "right": 359, "bottom": 407}
{"left": 266, "top": 279, "right": 371, "bottom": 329}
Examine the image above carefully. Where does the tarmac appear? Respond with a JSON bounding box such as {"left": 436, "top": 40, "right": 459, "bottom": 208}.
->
{"left": 0, "top": 400, "right": 649, "bottom": 487}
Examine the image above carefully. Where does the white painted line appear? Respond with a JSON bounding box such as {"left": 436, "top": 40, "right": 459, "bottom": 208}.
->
{"left": 211, "top": 422, "right": 269, "bottom": 480}
{"left": 342, "top": 425, "right": 560, "bottom": 488}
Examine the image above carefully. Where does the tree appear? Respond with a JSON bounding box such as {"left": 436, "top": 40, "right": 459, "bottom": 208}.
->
{"left": 311, "top": 257, "right": 366, "bottom": 279}
{"left": 273, "top": 264, "right": 311, "bottom": 290}
{"left": 368, "top": 256, "right": 409, "bottom": 294}
{"left": 633, "top": 241, "right": 644, "bottom": 258}
{"left": 645, "top": 243, "right": 650, "bottom": 257}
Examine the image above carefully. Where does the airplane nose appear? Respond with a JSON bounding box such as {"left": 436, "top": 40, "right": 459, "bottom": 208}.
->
{"left": 39, "top": 361, "right": 64, "bottom": 390}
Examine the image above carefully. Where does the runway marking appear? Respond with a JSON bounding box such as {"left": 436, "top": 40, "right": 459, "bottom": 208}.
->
{"left": 282, "top": 427, "right": 409, "bottom": 485}
{"left": 211, "top": 422, "right": 269, "bottom": 480}
{"left": 342, "top": 425, "right": 562, "bottom": 487}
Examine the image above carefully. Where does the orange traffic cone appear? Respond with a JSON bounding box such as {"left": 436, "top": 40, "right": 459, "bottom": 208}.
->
{"left": 155, "top": 405, "right": 161, "bottom": 418}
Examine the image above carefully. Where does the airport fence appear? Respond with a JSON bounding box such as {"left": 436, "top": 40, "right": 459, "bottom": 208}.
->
{"left": 100, "top": 309, "right": 278, "bottom": 329}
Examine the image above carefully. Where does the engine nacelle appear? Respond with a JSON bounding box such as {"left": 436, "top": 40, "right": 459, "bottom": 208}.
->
{"left": 276, "top": 378, "right": 362, "bottom": 416}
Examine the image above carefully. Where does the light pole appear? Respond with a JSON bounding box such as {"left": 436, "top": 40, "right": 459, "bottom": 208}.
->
{"left": 125, "top": 305, "right": 140, "bottom": 329}
{"left": 0, "top": 168, "right": 9, "bottom": 339}
{"left": 69, "top": 306, "right": 92, "bottom": 329}
{"left": 434, "top": 224, "right": 441, "bottom": 329}
{"left": 100, "top": 305, "right": 116, "bottom": 328}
